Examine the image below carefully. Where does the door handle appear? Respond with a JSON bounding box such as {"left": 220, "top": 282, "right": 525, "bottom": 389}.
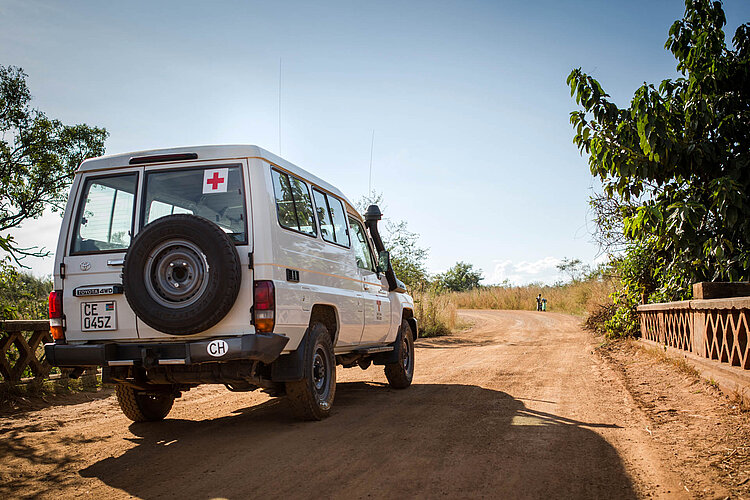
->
{"left": 107, "top": 259, "right": 125, "bottom": 266}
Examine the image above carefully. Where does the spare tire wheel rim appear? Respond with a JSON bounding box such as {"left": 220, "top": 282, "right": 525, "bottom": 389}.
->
{"left": 144, "top": 238, "right": 210, "bottom": 309}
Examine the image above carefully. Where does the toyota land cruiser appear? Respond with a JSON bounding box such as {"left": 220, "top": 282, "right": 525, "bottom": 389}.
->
{"left": 45, "top": 145, "right": 416, "bottom": 421}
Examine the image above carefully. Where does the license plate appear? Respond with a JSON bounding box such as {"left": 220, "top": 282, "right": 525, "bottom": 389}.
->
{"left": 81, "top": 301, "right": 117, "bottom": 331}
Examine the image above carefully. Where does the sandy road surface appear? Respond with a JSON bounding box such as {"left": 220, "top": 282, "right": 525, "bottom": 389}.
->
{"left": 1, "top": 310, "right": 689, "bottom": 499}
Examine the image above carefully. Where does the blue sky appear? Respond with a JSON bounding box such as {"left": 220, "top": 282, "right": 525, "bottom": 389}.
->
{"left": 2, "top": 0, "right": 749, "bottom": 283}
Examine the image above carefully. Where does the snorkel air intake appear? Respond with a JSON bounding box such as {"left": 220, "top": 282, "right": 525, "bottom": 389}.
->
{"left": 364, "top": 205, "right": 406, "bottom": 293}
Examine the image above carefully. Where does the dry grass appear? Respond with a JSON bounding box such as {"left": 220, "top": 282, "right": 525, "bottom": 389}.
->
{"left": 445, "top": 279, "right": 613, "bottom": 316}
{"left": 413, "top": 279, "right": 615, "bottom": 337}
{"left": 413, "top": 291, "right": 468, "bottom": 337}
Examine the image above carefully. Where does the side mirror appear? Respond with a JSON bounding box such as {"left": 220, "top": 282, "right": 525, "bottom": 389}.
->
{"left": 377, "top": 250, "right": 390, "bottom": 274}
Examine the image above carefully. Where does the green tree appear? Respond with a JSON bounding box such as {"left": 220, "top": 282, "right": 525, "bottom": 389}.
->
{"left": 0, "top": 267, "right": 52, "bottom": 319}
{"left": 385, "top": 219, "right": 430, "bottom": 288}
{"left": 1, "top": 65, "right": 108, "bottom": 264}
{"left": 568, "top": 0, "right": 749, "bottom": 332}
{"left": 556, "top": 257, "right": 590, "bottom": 283}
{"left": 356, "top": 191, "right": 430, "bottom": 288}
{"left": 435, "top": 261, "right": 483, "bottom": 292}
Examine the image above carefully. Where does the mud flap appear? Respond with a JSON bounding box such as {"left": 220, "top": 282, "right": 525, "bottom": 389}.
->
{"left": 271, "top": 334, "right": 308, "bottom": 382}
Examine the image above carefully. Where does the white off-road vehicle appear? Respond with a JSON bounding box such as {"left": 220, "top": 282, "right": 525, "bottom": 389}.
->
{"left": 45, "top": 145, "right": 416, "bottom": 421}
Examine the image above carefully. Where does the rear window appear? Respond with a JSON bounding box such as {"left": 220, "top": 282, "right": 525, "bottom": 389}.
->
{"left": 142, "top": 165, "right": 247, "bottom": 243}
{"left": 71, "top": 173, "right": 138, "bottom": 254}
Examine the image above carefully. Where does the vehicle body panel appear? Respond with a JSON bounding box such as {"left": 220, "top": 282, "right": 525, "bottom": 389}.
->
{"left": 52, "top": 145, "right": 413, "bottom": 357}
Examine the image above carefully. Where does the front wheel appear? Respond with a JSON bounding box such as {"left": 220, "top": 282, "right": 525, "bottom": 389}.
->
{"left": 285, "top": 323, "right": 336, "bottom": 420}
{"left": 385, "top": 319, "right": 415, "bottom": 389}
{"left": 116, "top": 384, "right": 174, "bottom": 422}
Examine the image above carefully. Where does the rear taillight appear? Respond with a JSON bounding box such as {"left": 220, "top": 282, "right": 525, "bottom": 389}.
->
{"left": 48, "top": 290, "right": 65, "bottom": 340}
{"left": 253, "top": 281, "right": 275, "bottom": 333}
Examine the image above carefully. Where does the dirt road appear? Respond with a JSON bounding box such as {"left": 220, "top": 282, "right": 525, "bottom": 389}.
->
{"left": 2, "top": 310, "right": 690, "bottom": 499}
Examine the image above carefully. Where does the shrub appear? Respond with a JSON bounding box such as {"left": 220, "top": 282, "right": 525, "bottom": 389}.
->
{"left": 0, "top": 263, "right": 52, "bottom": 320}
{"left": 413, "top": 291, "right": 461, "bottom": 337}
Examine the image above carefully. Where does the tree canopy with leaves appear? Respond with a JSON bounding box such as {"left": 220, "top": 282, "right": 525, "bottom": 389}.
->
{"left": 0, "top": 65, "right": 108, "bottom": 263}
{"left": 356, "top": 192, "right": 430, "bottom": 289}
{"left": 434, "top": 261, "right": 483, "bottom": 292}
{"left": 568, "top": 0, "right": 749, "bottom": 302}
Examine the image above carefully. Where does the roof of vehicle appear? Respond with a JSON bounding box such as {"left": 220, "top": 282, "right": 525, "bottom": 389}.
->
{"left": 78, "top": 144, "right": 356, "bottom": 210}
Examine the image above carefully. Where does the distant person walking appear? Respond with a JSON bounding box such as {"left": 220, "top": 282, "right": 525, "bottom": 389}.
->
{"left": 536, "top": 294, "right": 542, "bottom": 311}
{"left": 542, "top": 298, "right": 547, "bottom": 312}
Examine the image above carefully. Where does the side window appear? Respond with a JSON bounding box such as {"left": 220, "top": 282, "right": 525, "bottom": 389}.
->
{"left": 72, "top": 174, "right": 138, "bottom": 254}
{"left": 290, "top": 176, "right": 316, "bottom": 234}
{"left": 313, "top": 190, "right": 334, "bottom": 240}
{"left": 271, "top": 168, "right": 317, "bottom": 236}
{"left": 328, "top": 196, "right": 349, "bottom": 247}
{"left": 313, "top": 189, "right": 350, "bottom": 247}
{"left": 348, "top": 216, "right": 375, "bottom": 271}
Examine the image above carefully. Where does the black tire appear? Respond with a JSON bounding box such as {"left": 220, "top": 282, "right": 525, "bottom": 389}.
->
{"left": 123, "top": 214, "right": 241, "bottom": 335}
{"left": 286, "top": 323, "right": 336, "bottom": 420}
{"left": 385, "top": 319, "right": 415, "bottom": 389}
{"left": 116, "top": 384, "right": 174, "bottom": 422}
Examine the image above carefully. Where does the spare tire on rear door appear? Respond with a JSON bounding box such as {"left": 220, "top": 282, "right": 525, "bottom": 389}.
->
{"left": 123, "top": 214, "right": 242, "bottom": 335}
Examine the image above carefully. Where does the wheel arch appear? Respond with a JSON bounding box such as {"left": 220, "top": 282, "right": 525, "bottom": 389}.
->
{"left": 308, "top": 303, "right": 339, "bottom": 345}
{"left": 271, "top": 303, "right": 339, "bottom": 383}
{"left": 402, "top": 308, "right": 418, "bottom": 340}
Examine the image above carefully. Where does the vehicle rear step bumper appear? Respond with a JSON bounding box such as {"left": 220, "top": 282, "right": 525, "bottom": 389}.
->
{"left": 45, "top": 333, "right": 290, "bottom": 368}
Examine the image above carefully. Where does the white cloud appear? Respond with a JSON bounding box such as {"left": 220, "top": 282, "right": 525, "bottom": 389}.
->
{"left": 488, "top": 256, "right": 562, "bottom": 285}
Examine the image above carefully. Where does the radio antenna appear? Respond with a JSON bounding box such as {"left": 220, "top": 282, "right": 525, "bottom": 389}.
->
{"left": 278, "top": 58, "right": 282, "bottom": 156}
{"left": 368, "top": 129, "right": 375, "bottom": 194}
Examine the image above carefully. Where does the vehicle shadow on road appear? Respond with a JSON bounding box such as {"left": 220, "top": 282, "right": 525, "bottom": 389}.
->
{"left": 80, "top": 382, "right": 637, "bottom": 499}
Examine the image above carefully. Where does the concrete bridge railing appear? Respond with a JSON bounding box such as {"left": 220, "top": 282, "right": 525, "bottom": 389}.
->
{"left": 637, "top": 283, "right": 750, "bottom": 372}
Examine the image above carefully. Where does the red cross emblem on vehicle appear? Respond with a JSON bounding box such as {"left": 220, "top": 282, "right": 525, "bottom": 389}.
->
{"left": 203, "top": 168, "right": 229, "bottom": 194}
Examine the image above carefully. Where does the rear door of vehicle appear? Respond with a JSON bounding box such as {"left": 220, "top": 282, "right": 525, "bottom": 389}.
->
{"left": 134, "top": 160, "right": 253, "bottom": 340}
{"left": 62, "top": 167, "right": 142, "bottom": 341}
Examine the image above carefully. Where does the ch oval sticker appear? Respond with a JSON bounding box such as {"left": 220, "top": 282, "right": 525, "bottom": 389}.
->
{"left": 207, "top": 339, "right": 229, "bottom": 357}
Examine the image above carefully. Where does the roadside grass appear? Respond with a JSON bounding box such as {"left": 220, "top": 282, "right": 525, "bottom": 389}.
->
{"left": 445, "top": 279, "right": 613, "bottom": 316}
{"left": 413, "top": 278, "right": 614, "bottom": 337}
{"left": 413, "top": 291, "right": 470, "bottom": 337}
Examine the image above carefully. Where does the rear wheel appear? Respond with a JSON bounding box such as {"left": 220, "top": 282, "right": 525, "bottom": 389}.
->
{"left": 116, "top": 384, "right": 174, "bottom": 422}
{"left": 286, "top": 323, "right": 336, "bottom": 420}
{"left": 385, "top": 319, "right": 415, "bottom": 389}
